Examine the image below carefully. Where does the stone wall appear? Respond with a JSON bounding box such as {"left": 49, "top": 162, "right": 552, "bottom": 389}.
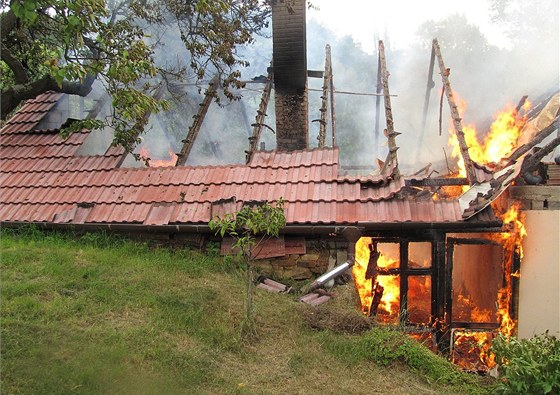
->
{"left": 254, "top": 241, "right": 348, "bottom": 280}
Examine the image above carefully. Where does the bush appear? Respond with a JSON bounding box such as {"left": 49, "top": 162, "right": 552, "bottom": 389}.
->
{"left": 491, "top": 332, "right": 560, "bottom": 394}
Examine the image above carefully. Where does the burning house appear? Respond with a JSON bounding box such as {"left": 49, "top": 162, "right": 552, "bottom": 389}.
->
{"left": 1, "top": 0, "right": 559, "bottom": 370}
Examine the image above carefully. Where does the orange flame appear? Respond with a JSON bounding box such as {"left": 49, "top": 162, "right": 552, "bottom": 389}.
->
{"left": 453, "top": 203, "right": 527, "bottom": 370}
{"left": 448, "top": 101, "right": 531, "bottom": 177}
{"left": 493, "top": 202, "right": 527, "bottom": 337}
{"left": 453, "top": 331, "right": 495, "bottom": 369}
{"left": 139, "top": 146, "right": 178, "bottom": 167}
{"left": 353, "top": 238, "right": 431, "bottom": 324}
{"left": 352, "top": 238, "right": 401, "bottom": 321}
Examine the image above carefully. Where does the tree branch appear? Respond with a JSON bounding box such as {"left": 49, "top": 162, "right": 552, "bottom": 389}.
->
{"left": 1, "top": 44, "right": 29, "bottom": 84}
{"left": 1, "top": 74, "right": 96, "bottom": 119}
{"left": 1, "top": 10, "right": 18, "bottom": 41}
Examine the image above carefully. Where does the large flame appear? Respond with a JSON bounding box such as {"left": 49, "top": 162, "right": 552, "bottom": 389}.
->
{"left": 353, "top": 238, "right": 431, "bottom": 323}
{"left": 453, "top": 203, "right": 527, "bottom": 370}
{"left": 139, "top": 146, "right": 178, "bottom": 167}
{"left": 448, "top": 100, "right": 530, "bottom": 177}
{"left": 353, "top": 238, "right": 400, "bottom": 320}
{"left": 493, "top": 202, "right": 527, "bottom": 337}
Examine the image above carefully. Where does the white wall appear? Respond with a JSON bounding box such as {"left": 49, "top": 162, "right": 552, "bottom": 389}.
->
{"left": 518, "top": 210, "right": 560, "bottom": 338}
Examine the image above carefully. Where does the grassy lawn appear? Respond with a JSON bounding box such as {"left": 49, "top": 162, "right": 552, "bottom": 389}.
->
{"left": 1, "top": 228, "right": 492, "bottom": 394}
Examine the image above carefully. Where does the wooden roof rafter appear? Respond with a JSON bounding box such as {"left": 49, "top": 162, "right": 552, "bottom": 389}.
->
{"left": 316, "top": 45, "right": 334, "bottom": 148}
{"left": 246, "top": 63, "right": 274, "bottom": 163}
{"left": 176, "top": 75, "right": 219, "bottom": 166}
{"left": 378, "top": 40, "right": 400, "bottom": 178}
{"left": 432, "top": 38, "right": 477, "bottom": 184}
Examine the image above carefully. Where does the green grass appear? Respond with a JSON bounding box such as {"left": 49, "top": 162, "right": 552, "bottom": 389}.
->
{"left": 1, "top": 227, "right": 492, "bottom": 394}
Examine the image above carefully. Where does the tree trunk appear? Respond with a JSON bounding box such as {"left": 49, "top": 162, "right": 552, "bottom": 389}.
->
{"left": 246, "top": 262, "right": 254, "bottom": 323}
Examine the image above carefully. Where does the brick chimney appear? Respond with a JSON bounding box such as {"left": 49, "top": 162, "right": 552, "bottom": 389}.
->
{"left": 272, "top": 0, "right": 308, "bottom": 151}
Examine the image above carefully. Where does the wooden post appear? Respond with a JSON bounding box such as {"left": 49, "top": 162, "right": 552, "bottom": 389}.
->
{"left": 439, "top": 236, "right": 454, "bottom": 353}
{"left": 432, "top": 39, "right": 476, "bottom": 184}
{"left": 317, "top": 45, "right": 332, "bottom": 148}
{"left": 378, "top": 41, "right": 400, "bottom": 178}
{"left": 374, "top": 52, "right": 382, "bottom": 155}
{"left": 246, "top": 63, "right": 274, "bottom": 163}
{"left": 176, "top": 76, "right": 218, "bottom": 166}
{"left": 399, "top": 240, "right": 408, "bottom": 326}
{"left": 433, "top": 233, "right": 448, "bottom": 351}
{"left": 327, "top": 45, "right": 337, "bottom": 147}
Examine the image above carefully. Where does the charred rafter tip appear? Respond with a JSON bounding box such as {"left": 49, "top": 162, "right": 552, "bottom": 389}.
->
{"left": 432, "top": 38, "right": 476, "bottom": 185}
{"left": 246, "top": 61, "right": 274, "bottom": 163}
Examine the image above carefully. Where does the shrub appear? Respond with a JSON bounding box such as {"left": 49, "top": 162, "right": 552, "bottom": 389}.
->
{"left": 491, "top": 332, "right": 560, "bottom": 394}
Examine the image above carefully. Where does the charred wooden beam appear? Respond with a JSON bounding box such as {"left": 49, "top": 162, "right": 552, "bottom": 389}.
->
{"left": 521, "top": 134, "right": 560, "bottom": 172}
{"left": 411, "top": 162, "right": 433, "bottom": 177}
{"left": 406, "top": 177, "right": 469, "bottom": 187}
{"left": 246, "top": 64, "right": 274, "bottom": 163}
{"left": 114, "top": 83, "right": 167, "bottom": 168}
{"left": 176, "top": 76, "right": 218, "bottom": 166}
{"left": 327, "top": 45, "right": 337, "bottom": 147}
{"left": 446, "top": 237, "right": 501, "bottom": 246}
{"left": 368, "top": 283, "right": 384, "bottom": 317}
{"left": 451, "top": 322, "right": 500, "bottom": 330}
{"left": 307, "top": 70, "right": 323, "bottom": 78}
{"left": 378, "top": 41, "right": 400, "bottom": 178}
{"left": 418, "top": 45, "right": 436, "bottom": 161}
{"left": 515, "top": 95, "right": 529, "bottom": 113}
{"left": 399, "top": 239, "right": 408, "bottom": 326}
{"left": 317, "top": 45, "right": 331, "bottom": 148}
{"left": 441, "top": 239, "right": 454, "bottom": 353}
{"left": 499, "top": 116, "right": 559, "bottom": 169}
{"left": 433, "top": 39, "right": 477, "bottom": 185}
{"left": 374, "top": 48, "right": 382, "bottom": 155}
{"left": 434, "top": 232, "right": 447, "bottom": 352}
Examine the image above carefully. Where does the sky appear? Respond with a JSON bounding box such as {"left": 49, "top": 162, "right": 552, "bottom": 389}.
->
{"left": 307, "top": 0, "right": 510, "bottom": 52}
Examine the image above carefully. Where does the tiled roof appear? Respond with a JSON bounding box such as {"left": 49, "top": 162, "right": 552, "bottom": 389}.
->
{"left": 0, "top": 91, "right": 500, "bottom": 229}
{"left": 0, "top": 91, "right": 62, "bottom": 134}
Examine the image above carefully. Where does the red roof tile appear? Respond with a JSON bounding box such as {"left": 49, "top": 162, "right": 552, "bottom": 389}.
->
{"left": 0, "top": 92, "right": 503, "bottom": 229}
{"left": 1, "top": 91, "right": 62, "bottom": 135}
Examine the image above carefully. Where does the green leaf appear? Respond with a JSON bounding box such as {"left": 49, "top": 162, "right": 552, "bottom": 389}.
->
{"left": 68, "top": 15, "right": 81, "bottom": 27}
{"left": 24, "top": 0, "right": 36, "bottom": 11}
